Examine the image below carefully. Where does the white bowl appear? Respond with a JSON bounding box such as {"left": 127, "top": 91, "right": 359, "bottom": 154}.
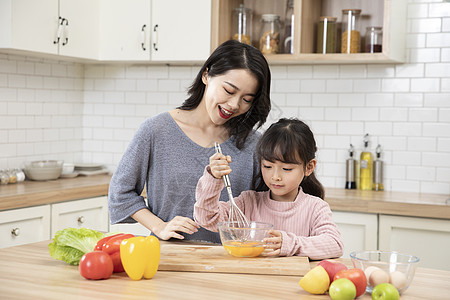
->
{"left": 24, "top": 160, "right": 63, "bottom": 181}
{"left": 62, "top": 163, "right": 75, "bottom": 174}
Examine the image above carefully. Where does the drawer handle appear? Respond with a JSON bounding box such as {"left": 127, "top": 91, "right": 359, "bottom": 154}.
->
{"left": 77, "top": 216, "right": 85, "bottom": 224}
{"left": 11, "top": 228, "right": 20, "bottom": 237}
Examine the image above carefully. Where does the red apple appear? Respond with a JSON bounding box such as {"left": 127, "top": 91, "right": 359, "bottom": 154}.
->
{"left": 318, "top": 260, "right": 348, "bottom": 284}
{"left": 334, "top": 268, "right": 367, "bottom": 298}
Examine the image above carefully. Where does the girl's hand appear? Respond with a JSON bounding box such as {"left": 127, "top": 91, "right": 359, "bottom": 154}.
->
{"left": 263, "top": 230, "right": 282, "bottom": 256}
{"left": 208, "top": 152, "right": 232, "bottom": 179}
{"left": 153, "top": 216, "right": 200, "bottom": 240}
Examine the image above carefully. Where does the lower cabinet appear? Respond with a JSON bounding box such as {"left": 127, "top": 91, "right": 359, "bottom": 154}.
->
{"left": 332, "top": 211, "right": 378, "bottom": 259}
{"left": 109, "top": 223, "right": 150, "bottom": 236}
{"left": 379, "top": 215, "right": 450, "bottom": 271}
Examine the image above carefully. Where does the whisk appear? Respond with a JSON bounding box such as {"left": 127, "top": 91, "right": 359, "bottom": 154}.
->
{"left": 214, "top": 142, "right": 250, "bottom": 229}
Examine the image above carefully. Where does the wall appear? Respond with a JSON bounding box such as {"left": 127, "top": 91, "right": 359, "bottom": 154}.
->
{"left": 0, "top": 0, "right": 449, "bottom": 195}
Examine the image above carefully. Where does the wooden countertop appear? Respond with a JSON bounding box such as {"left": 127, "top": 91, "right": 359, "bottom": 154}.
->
{"left": 0, "top": 175, "right": 449, "bottom": 219}
{"left": 0, "top": 241, "right": 449, "bottom": 300}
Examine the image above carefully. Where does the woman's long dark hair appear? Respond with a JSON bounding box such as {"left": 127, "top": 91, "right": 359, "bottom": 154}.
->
{"left": 177, "top": 40, "right": 271, "bottom": 149}
{"left": 254, "top": 118, "right": 325, "bottom": 199}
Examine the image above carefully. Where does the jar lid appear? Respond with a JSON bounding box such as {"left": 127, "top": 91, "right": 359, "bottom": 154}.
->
{"left": 319, "top": 16, "right": 337, "bottom": 22}
{"left": 342, "top": 9, "right": 361, "bottom": 14}
{"left": 261, "top": 14, "right": 280, "bottom": 21}
{"left": 234, "top": 4, "right": 252, "bottom": 13}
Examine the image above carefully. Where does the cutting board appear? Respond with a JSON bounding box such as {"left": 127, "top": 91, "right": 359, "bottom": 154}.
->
{"left": 158, "top": 242, "right": 310, "bottom": 276}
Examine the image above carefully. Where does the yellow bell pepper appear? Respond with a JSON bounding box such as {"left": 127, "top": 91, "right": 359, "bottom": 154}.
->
{"left": 120, "top": 236, "right": 160, "bottom": 280}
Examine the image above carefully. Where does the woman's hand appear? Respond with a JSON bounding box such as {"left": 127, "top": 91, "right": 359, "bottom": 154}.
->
{"left": 152, "top": 216, "right": 200, "bottom": 240}
{"left": 209, "top": 152, "right": 232, "bottom": 179}
{"left": 263, "top": 230, "right": 282, "bottom": 256}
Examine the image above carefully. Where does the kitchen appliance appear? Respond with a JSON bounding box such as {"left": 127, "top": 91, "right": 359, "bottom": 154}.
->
{"left": 345, "top": 144, "right": 357, "bottom": 189}
{"left": 359, "top": 134, "right": 373, "bottom": 190}
{"left": 373, "top": 144, "right": 384, "bottom": 191}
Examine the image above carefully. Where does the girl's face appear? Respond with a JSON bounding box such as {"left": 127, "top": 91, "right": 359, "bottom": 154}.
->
{"left": 261, "top": 159, "right": 316, "bottom": 202}
{"left": 202, "top": 69, "right": 258, "bottom": 125}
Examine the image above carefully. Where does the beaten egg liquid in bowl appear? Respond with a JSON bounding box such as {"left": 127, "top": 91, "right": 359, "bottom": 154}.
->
{"left": 222, "top": 241, "right": 265, "bottom": 257}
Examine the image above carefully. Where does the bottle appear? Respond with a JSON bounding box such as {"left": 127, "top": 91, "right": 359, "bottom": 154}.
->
{"left": 341, "top": 9, "right": 361, "bottom": 53}
{"left": 283, "top": 0, "right": 294, "bottom": 54}
{"left": 316, "top": 16, "right": 337, "bottom": 53}
{"left": 365, "top": 26, "right": 383, "bottom": 53}
{"left": 259, "top": 14, "right": 281, "bottom": 54}
{"left": 231, "top": 4, "right": 252, "bottom": 45}
{"left": 359, "top": 134, "right": 373, "bottom": 190}
{"left": 345, "top": 144, "right": 357, "bottom": 189}
{"left": 373, "top": 144, "right": 384, "bottom": 191}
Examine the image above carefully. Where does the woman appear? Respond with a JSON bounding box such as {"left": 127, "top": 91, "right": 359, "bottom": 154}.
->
{"left": 108, "top": 40, "right": 271, "bottom": 243}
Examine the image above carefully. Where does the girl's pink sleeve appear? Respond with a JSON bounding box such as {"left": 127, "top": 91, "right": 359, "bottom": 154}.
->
{"left": 194, "top": 167, "right": 231, "bottom": 232}
{"left": 279, "top": 202, "right": 344, "bottom": 259}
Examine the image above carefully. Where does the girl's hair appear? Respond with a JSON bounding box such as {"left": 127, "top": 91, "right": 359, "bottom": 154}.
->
{"left": 254, "top": 118, "right": 325, "bottom": 199}
{"left": 177, "top": 40, "right": 271, "bottom": 149}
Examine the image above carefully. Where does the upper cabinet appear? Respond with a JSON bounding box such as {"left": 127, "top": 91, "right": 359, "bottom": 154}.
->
{"left": 0, "top": 0, "right": 99, "bottom": 60}
{"left": 211, "top": 0, "right": 408, "bottom": 64}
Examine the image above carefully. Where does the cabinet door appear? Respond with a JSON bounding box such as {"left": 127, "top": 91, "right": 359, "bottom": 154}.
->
{"left": 332, "top": 211, "right": 378, "bottom": 258}
{"left": 151, "top": 0, "right": 211, "bottom": 61}
{"left": 110, "top": 223, "right": 151, "bottom": 236}
{"left": 99, "top": 0, "right": 150, "bottom": 61}
{"left": 379, "top": 215, "right": 450, "bottom": 271}
{"left": 0, "top": 0, "right": 59, "bottom": 54}
{"left": 58, "top": 0, "right": 99, "bottom": 59}
{"left": 51, "top": 196, "right": 108, "bottom": 237}
{"left": 0, "top": 205, "right": 51, "bottom": 248}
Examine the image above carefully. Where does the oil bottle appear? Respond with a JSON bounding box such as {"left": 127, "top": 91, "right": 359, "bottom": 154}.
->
{"left": 373, "top": 144, "right": 384, "bottom": 191}
{"left": 359, "top": 134, "right": 373, "bottom": 190}
{"left": 345, "top": 144, "right": 357, "bottom": 189}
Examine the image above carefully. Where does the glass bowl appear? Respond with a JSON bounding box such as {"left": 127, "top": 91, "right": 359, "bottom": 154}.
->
{"left": 350, "top": 250, "right": 420, "bottom": 294}
{"left": 217, "top": 221, "right": 273, "bottom": 258}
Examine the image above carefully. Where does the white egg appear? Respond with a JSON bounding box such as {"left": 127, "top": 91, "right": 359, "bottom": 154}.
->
{"left": 369, "top": 269, "right": 390, "bottom": 287}
{"left": 390, "top": 270, "right": 408, "bottom": 290}
{"left": 365, "top": 266, "right": 381, "bottom": 280}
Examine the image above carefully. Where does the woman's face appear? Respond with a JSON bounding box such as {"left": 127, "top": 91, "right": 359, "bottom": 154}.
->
{"left": 202, "top": 69, "right": 258, "bottom": 125}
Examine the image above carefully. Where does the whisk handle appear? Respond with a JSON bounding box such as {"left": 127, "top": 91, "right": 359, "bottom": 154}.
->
{"left": 214, "top": 142, "right": 231, "bottom": 187}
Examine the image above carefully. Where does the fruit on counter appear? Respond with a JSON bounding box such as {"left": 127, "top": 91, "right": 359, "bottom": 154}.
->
{"left": 298, "top": 266, "right": 330, "bottom": 294}
{"left": 334, "top": 268, "right": 367, "bottom": 298}
{"left": 369, "top": 269, "right": 390, "bottom": 287}
{"left": 102, "top": 233, "right": 135, "bottom": 273}
{"left": 79, "top": 251, "right": 114, "bottom": 280}
{"left": 318, "top": 260, "right": 348, "bottom": 285}
{"left": 329, "top": 278, "right": 357, "bottom": 300}
{"left": 94, "top": 233, "right": 125, "bottom": 251}
{"left": 120, "top": 236, "right": 161, "bottom": 280}
{"left": 389, "top": 271, "right": 407, "bottom": 290}
{"left": 371, "top": 283, "right": 400, "bottom": 300}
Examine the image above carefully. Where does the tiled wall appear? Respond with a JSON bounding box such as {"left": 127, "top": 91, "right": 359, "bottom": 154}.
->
{"left": 1, "top": 0, "right": 449, "bottom": 195}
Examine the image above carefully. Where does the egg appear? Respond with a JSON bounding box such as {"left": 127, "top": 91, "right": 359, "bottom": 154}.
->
{"left": 369, "top": 269, "right": 390, "bottom": 287}
{"left": 389, "top": 270, "right": 407, "bottom": 290}
{"left": 364, "top": 266, "right": 381, "bottom": 280}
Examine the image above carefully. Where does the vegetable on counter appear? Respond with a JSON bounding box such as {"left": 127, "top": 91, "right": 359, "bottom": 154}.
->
{"left": 79, "top": 251, "right": 114, "bottom": 280}
{"left": 100, "top": 233, "right": 134, "bottom": 273}
{"left": 120, "top": 236, "right": 160, "bottom": 280}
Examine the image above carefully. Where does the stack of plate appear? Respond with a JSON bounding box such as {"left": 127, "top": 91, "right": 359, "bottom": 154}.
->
{"left": 75, "top": 163, "right": 109, "bottom": 176}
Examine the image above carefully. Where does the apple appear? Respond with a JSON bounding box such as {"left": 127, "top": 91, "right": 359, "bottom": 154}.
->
{"left": 318, "top": 260, "right": 348, "bottom": 284}
{"left": 371, "top": 283, "right": 400, "bottom": 300}
{"left": 298, "top": 266, "right": 330, "bottom": 294}
{"left": 334, "top": 268, "right": 367, "bottom": 298}
{"left": 329, "top": 278, "right": 357, "bottom": 300}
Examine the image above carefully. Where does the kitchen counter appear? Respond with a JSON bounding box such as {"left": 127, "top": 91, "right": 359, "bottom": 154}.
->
{"left": 0, "top": 241, "right": 449, "bottom": 300}
{"left": 0, "top": 175, "right": 449, "bottom": 219}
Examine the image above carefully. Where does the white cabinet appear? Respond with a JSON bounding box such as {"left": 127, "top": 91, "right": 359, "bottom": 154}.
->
{"left": 0, "top": 205, "right": 51, "bottom": 248}
{"left": 379, "top": 215, "right": 450, "bottom": 271}
{"left": 110, "top": 223, "right": 151, "bottom": 236}
{"left": 332, "top": 211, "right": 378, "bottom": 259}
{"left": 0, "top": 0, "right": 99, "bottom": 60}
{"left": 51, "top": 196, "right": 109, "bottom": 237}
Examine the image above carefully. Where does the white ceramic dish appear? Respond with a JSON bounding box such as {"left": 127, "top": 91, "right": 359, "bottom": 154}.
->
{"left": 24, "top": 160, "right": 63, "bottom": 181}
{"left": 60, "top": 172, "right": 79, "bottom": 178}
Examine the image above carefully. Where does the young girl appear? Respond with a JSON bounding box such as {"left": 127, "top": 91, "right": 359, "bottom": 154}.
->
{"left": 194, "top": 118, "right": 344, "bottom": 259}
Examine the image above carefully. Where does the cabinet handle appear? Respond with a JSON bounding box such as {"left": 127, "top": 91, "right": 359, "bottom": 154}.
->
{"left": 141, "top": 24, "right": 147, "bottom": 51}
{"left": 153, "top": 24, "right": 159, "bottom": 51}
{"left": 62, "top": 18, "right": 69, "bottom": 46}
{"left": 77, "top": 216, "right": 85, "bottom": 224}
{"left": 53, "top": 17, "right": 64, "bottom": 44}
{"left": 11, "top": 228, "right": 20, "bottom": 237}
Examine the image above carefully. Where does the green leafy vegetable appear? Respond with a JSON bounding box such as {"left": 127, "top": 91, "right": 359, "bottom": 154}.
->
{"left": 48, "top": 227, "right": 105, "bottom": 265}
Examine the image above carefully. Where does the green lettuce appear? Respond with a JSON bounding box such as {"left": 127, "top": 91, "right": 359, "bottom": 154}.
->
{"left": 48, "top": 227, "right": 105, "bottom": 266}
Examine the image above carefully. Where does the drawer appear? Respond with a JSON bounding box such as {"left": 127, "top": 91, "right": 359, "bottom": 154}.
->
{"left": 0, "top": 205, "right": 51, "bottom": 248}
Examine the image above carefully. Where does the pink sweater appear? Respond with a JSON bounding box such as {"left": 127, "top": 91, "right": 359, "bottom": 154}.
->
{"left": 194, "top": 168, "right": 344, "bottom": 259}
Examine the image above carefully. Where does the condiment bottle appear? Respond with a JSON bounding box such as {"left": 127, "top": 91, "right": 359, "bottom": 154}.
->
{"left": 359, "top": 134, "right": 373, "bottom": 190}
{"left": 231, "top": 4, "right": 252, "bottom": 45}
{"left": 259, "top": 14, "right": 281, "bottom": 54}
{"left": 316, "top": 16, "right": 337, "bottom": 54}
{"left": 345, "top": 144, "right": 357, "bottom": 189}
{"left": 365, "top": 26, "right": 383, "bottom": 53}
{"left": 373, "top": 144, "right": 384, "bottom": 191}
{"left": 283, "top": 0, "right": 294, "bottom": 54}
{"left": 341, "top": 9, "right": 361, "bottom": 53}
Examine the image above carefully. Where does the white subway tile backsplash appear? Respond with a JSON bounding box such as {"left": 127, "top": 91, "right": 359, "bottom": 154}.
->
{"left": 351, "top": 107, "right": 379, "bottom": 121}
{"left": 410, "top": 78, "right": 440, "bottom": 92}
{"left": 298, "top": 107, "right": 324, "bottom": 121}
{"left": 429, "top": 3, "right": 450, "bottom": 17}
{"left": 326, "top": 80, "right": 352, "bottom": 92}
{"left": 443, "top": 17, "right": 450, "bottom": 32}
{"left": 367, "top": 65, "right": 395, "bottom": 78}
{"left": 125, "top": 92, "right": 146, "bottom": 104}
{"left": 339, "top": 65, "right": 367, "bottom": 78}
{"left": 381, "top": 78, "right": 410, "bottom": 92}
{"left": 408, "top": 4, "right": 429, "bottom": 18}
{"left": 313, "top": 65, "right": 339, "bottom": 78}
{"left": 116, "top": 79, "right": 137, "bottom": 91}
{"left": 410, "top": 108, "right": 438, "bottom": 121}
{"left": 365, "top": 122, "right": 393, "bottom": 136}
{"left": 312, "top": 94, "right": 338, "bottom": 106}
{"left": 287, "top": 93, "right": 311, "bottom": 106}
{"left": 439, "top": 108, "right": 450, "bottom": 121}
{"left": 287, "top": 66, "right": 313, "bottom": 78}
{"left": 408, "top": 137, "right": 437, "bottom": 151}
{"left": 442, "top": 78, "right": 450, "bottom": 91}
{"left": 423, "top": 122, "right": 450, "bottom": 137}
{"left": 437, "top": 138, "right": 450, "bottom": 151}
{"left": 395, "top": 93, "right": 424, "bottom": 107}
{"left": 426, "top": 63, "right": 450, "bottom": 77}
{"left": 274, "top": 79, "right": 300, "bottom": 93}
{"left": 411, "top": 18, "right": 441, "bottom": 33}
{"left": 337, "top": 121, "right": 364, "bottom": 135}
{"left": 300, "top": 80, "right": 326, "bottom": 93}
{"left": 310, "top": 121, "right": 339, "bottom": 135}
{"left": 427, "top": 33, "right": 450, "bottom": 47}
{"left": 338, "top": 93, "right": 366, "bottom": 107}
{"left": 423, "top": 152, "right": 450, "bottom": 167}
{"left": 406, "top": 166, "right": 436, "bottom": 181}
{"left": 365, "top": 93, "right": 394, "bottom": 106}
{"left": 424, "top": 93, "right": 450, "bottom": 107}
{"left": 393, "top": 122, "right": 422, "bottom": 136}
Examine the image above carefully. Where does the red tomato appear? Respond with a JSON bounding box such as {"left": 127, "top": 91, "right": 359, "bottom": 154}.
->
{"left": 94, "top": 233, "right": 124, "bottom": 251}
{"left": 79, "top": 251, "right": 114, "bottom": 280}
{"left": 334, "top": 268, "right": 367, "bottom": 298}
{"left": 109, "top": 251, "right": 125, "bottom": 273}
{"left": 103, "top": 234, "right": 134, "bottom": 255}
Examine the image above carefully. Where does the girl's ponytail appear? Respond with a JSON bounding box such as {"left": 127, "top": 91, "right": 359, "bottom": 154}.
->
{"left": 301, "top": 172, "right": 324, "bottom": 199}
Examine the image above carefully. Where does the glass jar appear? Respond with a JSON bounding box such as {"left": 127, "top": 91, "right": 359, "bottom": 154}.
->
{"left": 0, "top": 170, "right": 9, "bottom": 185}
{"left": 259, "top": 14, "right": 281, "bottom": 54}
{"left": 341, "top": 9, "right": 361, "bottom": 53}
{"left": 7, "top": 169, "right": 17, "bottom": 184}
{"left": 365, "top": 26, "right": 383, "bottom": 53}
{"left": 316, "top": 16, "right": 337, "bottom": 54}
{"left": 231, "top": 4, "right": 252, "bottom": 45}
{"left": 15, "top": 168, "right": 25, "bottom": 182}
{"left": 283, "top": 0, "right": 294, "bottom": 54}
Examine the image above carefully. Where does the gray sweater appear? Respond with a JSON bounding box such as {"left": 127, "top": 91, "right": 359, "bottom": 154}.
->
{"left": 108, "top": 112, "right": 261, "bottom": 243}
